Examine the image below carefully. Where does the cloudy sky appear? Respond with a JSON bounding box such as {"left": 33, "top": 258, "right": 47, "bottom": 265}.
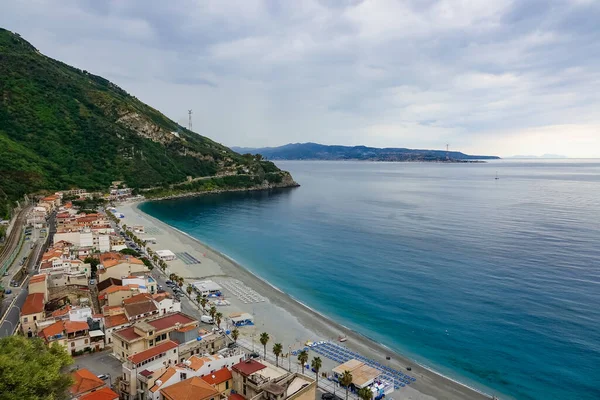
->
{"left": 2, "top": 0, "right": 600, "bottom": 157}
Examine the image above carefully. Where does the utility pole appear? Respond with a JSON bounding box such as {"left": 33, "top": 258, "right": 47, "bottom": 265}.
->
{"left": 188, "top": 110, "right": 193, "bottom": 131}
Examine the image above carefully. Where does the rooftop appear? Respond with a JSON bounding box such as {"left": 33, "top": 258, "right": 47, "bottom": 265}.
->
{"left": 123, "top": 292, "right": 153, "bottom": 305}
{"left": 21, "top": 293, "right": 45, "bottom": 315}
{"left": 71, "top": 368, "right": 105, "bottom": 395}
{"left": 104, "top": 313, "right": 129, "bottom": 328}
{"left": 148, "top": 312, "right": 196, "bottom": 331}
{"left": 124, "top": 300, "right": 158, "bottom": 319}
{"left": 64, "top": 320, "right": 89, "bottom": 334}
{"left": 160, "top": 376, "right": 218, "bottom": 400}
{"left": 78, "top": 387, "right": 119, "bottom": 400}
{"left": 29, "top": 274, "right": 47, "bottom": 284}
{"left": 150, "top": 367, "right": 179, "bottom": 393}
{"left": 232, "top": 359, "right": 266, "bottom": 377}
{"left": 128, "top": 340, "right": 178, "bottom": 365}
{"left": 40, "top": 321, "right": 64, "bottom": 340}
{"left": 201, "top": 367, "right": 232, "bottom": 385}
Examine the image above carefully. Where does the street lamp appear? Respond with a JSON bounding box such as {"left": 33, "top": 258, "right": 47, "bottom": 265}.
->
{"left": 288, "top": 345, "right": 292, "bottom": 372}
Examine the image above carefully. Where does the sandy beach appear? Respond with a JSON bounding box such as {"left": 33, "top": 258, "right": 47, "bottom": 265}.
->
{"left": 117, "top": 200, "right": 494, "bottom": 400}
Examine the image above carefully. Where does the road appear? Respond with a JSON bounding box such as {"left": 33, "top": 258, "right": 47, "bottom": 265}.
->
{"left": 0, "top": 211, "right": 54, "bottom": 337}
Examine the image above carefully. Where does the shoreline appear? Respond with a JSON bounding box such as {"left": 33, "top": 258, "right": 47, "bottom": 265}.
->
{"left": 123, "top": 199, "right": 500, "bottom": 400}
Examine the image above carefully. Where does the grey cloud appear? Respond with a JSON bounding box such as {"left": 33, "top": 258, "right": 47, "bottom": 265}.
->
{"left": 0, "top": 0, "right": 599, "bottom": 156}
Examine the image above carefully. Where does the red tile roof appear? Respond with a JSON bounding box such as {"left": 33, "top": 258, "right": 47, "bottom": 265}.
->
{"left": 112, "top": 326, "right": 140, "bottom": 341}
{"left": 71, "top": 368, "right": 105, "bottom": 395}
{"left": 29, "top": 274, "right": 47, "bottom": 284}
{"left": 104, "top": 313, "right": 129, "bottom": 328}
{"left": 160, "top": 376, "right": 218, "bottom": 400}
{"left": 232, "top": 359, "right": 266, "bottom": 376}
{"left": 65, "top": 320, "right": 89, "bottom": 334}
{"left": 148, "top": 313, "right": 196, "bottom": 331}
{"left": 201, "top": 367, "right": 232, "bottom": 385}
{"left": 21, "top": 293, "right": 45, "bottom": 315}
{"left": 123, "top": 292, "right": 152, "bottom": 305}
{"left": 78, "top": 387, "right": 119, "bottom": 400}
{"left": 229, "top": 394, "right": 245, "bottom": 400}
{"left": 40, "top": 321, "right": 65, "bottom": 340}
{"left": 52, "top": 305, "right": 72, "bottom": 318}
{"left": 128, "top": 340, "right": 178, "bottom": 364}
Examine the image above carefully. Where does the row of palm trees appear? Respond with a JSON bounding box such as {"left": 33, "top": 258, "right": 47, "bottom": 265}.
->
{"left": 255, "top": 333, "right": 373, "bottom": 400}
{"left": 120, "top": 223, "right": 169, "bottom": 271}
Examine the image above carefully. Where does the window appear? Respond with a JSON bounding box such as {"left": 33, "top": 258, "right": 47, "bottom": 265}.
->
{"left": 33, "top": 316, "right": 37, "bottom": 321}
{"left": 23, "top": 317, "right": 28, "bottom": 323}
{"left": 84, "top": 339, "right": 88, "bottom": 344}
{"left": 71, "top": 342, "right": 75, "bottom": 347}
{"left": 149, "top": 340, "right": 153, "bottom": 346}
{"left": 180, "top": 373, "right": 187, "bottom": 380}
{"left": 226, "top": 381, "right": 229, "bottom": 390}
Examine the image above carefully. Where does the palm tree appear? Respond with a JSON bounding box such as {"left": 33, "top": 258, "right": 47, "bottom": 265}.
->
{"left": 200, "top": 297, "right": 208, "bottom": 310}
{"left": 273, "top": 343, "right": 283, "bottom": 367}
{"left": 339, "top": 370, "right": 353, "bottom": 400}
{"left": 231, "top": 328, "right": 239, "bottom": 343}
{"left": 186, "top": 284, "right": 193, "bottom": 295}
{"left": 297, "top": 350, "right": 308, "bottom": 374}
{"left": 209, "top": 306, "right": 217, "bottom": 321}
{"left": 196, "top": 294, "right": 202, "bottom": 305}
{"left": 357, "top": 387, "right": 373, "bottom": 400}
{"left": 169, "top": 273, "right": 176, "bottom": 281}
{"left": 178, "top": 277, "right": 184, "bottom": 287}
{"left": 311, "top": 357, "right": 322, "bottom": 387}
{"left": 215, "top": 312, "right": 223, "bottom": 329}
{"left": 259, "top": 332, "right": 270, "bottom": 360}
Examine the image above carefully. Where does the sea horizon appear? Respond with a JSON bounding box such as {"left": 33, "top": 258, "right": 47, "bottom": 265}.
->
{"left": 141, "top": 159, "right": 600, "bottom": 400}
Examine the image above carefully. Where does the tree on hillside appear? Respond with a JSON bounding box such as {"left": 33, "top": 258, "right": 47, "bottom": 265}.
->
{"left": 340, "top": 370, "right": 353, "bottom": 400}
{"left": 297, "top": 350, "right": 308, "bottom": 374}
{"left": 259, "top": 332, "right": 270, "bottom": 360}
{"left": 273, "top": 343, "right": 283, "bottom": 367}
{"left": 0, "top": 336, "right": 73, "bottom": 400}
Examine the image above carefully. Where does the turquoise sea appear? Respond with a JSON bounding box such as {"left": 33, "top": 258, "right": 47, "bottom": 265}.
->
{"left": 140, "top": 160, "right": 600, "bottom": 400}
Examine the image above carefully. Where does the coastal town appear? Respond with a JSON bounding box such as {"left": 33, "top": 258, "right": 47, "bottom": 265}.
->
{"left": 0, "top": 184, "right": 431, "bottom": 400}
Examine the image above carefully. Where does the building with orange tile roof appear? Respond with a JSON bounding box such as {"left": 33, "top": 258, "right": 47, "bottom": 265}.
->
{"left": 97, "top": 253, "right": 148, "bottom": 283}
{"left": 71, "top": 368, "right": 106, "bottom": 397}
{"left": 160, "top": 377, "right": 219, "bottom": 400}
{"left": 27, "top": 274, "right": 48, "bottom": 302}
{"left": 201, "top": 367, "right": 233, "bottom": 396}
{"left": 78, "top": 387, "right": 119, "bottom": 400}
{"left": 37, "top": 319, "right": 100, "bottom": 355}
{"left": 20, "top": 293, "right": 46, "bottom": 334}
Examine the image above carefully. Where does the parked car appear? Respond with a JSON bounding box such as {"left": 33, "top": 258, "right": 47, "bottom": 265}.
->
{"left": 4, "top": 289, "right": 12, "bottom": 295}
{"left": 249, "top": 352, "right": 260, "bottom": 359}
{"left": 322, "top": 394, "right": 342, "bottom": 400}
{"left": 165, "top": 280, "right": 174, "bottom": 285}
{"left": 97, "top": 374, "right": 109, "bottom": 380}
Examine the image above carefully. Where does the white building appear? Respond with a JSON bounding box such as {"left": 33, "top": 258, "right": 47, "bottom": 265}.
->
{"left": 122, "top": 275, "right": 158, "bottom": 295}
{"left": 192, "top": 280, "right": 222, "bottom": 297}
{"left": 156, "top": 250, "right": 176, "bottom": 261}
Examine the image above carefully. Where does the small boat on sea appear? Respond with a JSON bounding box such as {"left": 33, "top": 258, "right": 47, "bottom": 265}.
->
{"left": 495, "top": 171, "right": 499, "bottom": 180}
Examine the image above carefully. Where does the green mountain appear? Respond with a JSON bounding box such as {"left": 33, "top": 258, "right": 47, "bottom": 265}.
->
{"left": 0, "top": 28, "right": 296, "bottom": 217}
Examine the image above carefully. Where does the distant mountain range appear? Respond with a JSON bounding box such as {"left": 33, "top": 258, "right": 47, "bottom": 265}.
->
{"left": 232, "top": 143, "right": 500, "bottom": 162}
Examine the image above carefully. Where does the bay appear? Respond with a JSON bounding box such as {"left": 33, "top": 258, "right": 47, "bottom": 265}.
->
{"left": 140, "top": 160, "right": 600, "bottom": 400}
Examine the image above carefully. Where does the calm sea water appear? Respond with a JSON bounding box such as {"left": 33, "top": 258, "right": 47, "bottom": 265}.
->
{"left": 141, "top": 160, "right": 600, "bottom": 400}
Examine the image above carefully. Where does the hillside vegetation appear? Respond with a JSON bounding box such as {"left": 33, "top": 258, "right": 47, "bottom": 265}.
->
{"left": 0, "top": 28, "right": 295, "bottom": 217}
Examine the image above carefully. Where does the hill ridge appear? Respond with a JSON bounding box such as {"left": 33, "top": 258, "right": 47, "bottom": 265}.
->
{"left": 0, "top": 28, "right": 296, "bottom": 217}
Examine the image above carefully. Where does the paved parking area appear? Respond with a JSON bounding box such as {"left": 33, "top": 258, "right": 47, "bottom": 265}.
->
{"left": 71, "top": 350, "right": 123, "bottom": 386}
